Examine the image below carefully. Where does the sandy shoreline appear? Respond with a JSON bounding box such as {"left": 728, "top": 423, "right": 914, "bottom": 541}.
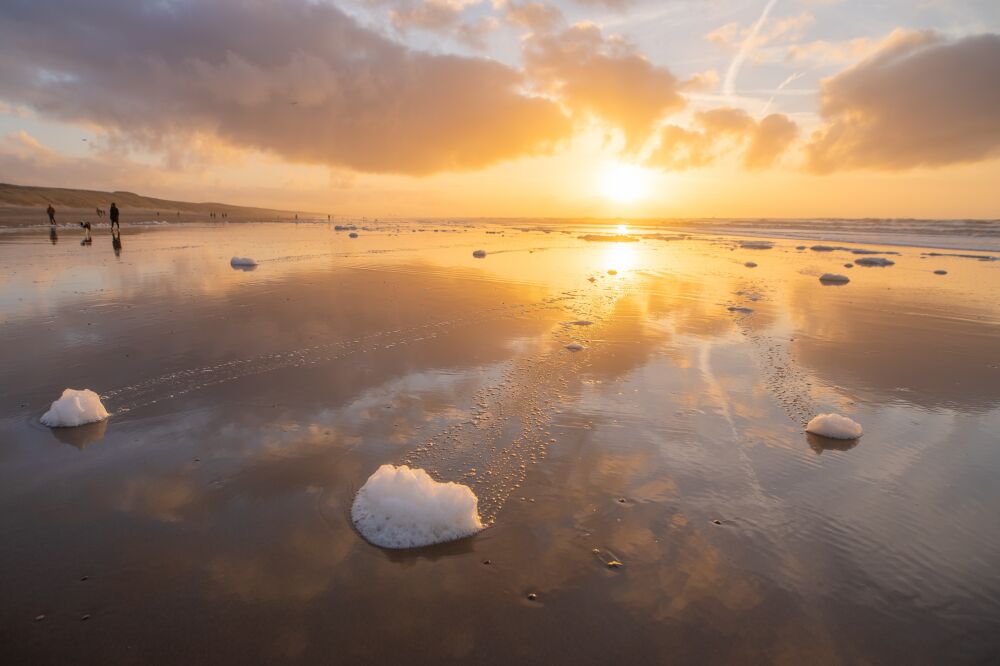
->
{"left": 1, "top": 221, "right": 998, "bottom": 664}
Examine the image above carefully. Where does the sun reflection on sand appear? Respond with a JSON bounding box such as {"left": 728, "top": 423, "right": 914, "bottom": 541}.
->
{"left": 602, "top": 241, "right": 638, "bottom": 274}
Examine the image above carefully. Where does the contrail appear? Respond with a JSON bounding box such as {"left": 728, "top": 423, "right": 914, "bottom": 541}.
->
{"left": 723, "top": 0, "right": 779, "bottom": 100}
{"left": 759, "top": 70, "right": 804, "bottom": 116}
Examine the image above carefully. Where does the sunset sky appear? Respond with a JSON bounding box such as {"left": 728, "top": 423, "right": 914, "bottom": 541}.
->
{"left": 1, "top": 0, "right": 998, "bottom": 218}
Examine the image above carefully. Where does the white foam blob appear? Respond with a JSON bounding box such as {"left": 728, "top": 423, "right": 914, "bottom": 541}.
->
{"left": 351, "top": 465, "right": 483, "bottom": 549}
{"left": 230, "top": 256, "right": 257, "bottom": 267}
{"left": 40, "top": 388, "right": 110, "bottom": 428}
{"left": 819, "top": 273, "right": 850, "bottom": 284}
{"left": 565, "top": 342, "right": 585, "bottom": 351}
{"left": 806, "top": 413, "right": 863, "bottom": 440}
{"left": 472, "top": 249, "right": 486, "bottom": 258}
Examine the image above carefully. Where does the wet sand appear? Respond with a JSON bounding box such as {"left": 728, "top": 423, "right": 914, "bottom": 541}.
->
{"left": 1, "top": 220, "right": 999, "bottom": 664}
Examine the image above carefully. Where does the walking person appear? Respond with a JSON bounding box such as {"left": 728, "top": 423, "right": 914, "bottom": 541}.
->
{"left": 109, "top": 202, "right": 120, "bottom": 231}
{"left": 47, "top": 204, "right": 56, "bottom": 226}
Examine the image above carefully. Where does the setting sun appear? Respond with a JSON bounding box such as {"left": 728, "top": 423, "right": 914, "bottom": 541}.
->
{"left": 600, "top": 162, "right": 653, "bottom": 204}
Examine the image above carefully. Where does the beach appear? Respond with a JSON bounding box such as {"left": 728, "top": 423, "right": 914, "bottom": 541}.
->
{"left": 1, "top": 217, "right": 998, "bottom": 664}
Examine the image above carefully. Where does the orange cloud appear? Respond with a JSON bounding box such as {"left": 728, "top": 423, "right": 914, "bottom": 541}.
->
{"left": 500, "top": 1, "right": 564, "bottom": 33}
{"left": 524, "top": 23, "right": 684, "bottom": 149}
{"left": 807, "top": 31, "right": 1000, "bottom": 172}
{"left": 0, "top": 0, "right": 569, "bottom": 176}
{"left": 0, "top": 131, "right": 172, "bottom": 190}
{"left": 574, "top": 0, "right": 635, "bottom": 10}
{"left": 646, "top": 108, "right": 797, "bottom": 171}
{"left": 388, "top": 1, "right": 499, "bottom": 49}
{"left": 745, "top": 113, "right": 798, "bottom": 169}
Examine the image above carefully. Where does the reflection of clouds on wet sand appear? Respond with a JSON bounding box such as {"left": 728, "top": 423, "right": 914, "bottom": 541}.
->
{"left": 787, "top": 277, "right": 1000, "bottom": 413}
{"left": 2, "top": 226, "right": 999, "bottom": 663}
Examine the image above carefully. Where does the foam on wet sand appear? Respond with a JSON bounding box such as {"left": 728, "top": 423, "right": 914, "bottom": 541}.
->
{"left": 351, "top": 464, "right": 483, "bottom": 549}
{"left": 40, "top": 388, "right": 109, "bottom": 427}
{"left": 806, "top": 413, "right": 863, "bottom": 440}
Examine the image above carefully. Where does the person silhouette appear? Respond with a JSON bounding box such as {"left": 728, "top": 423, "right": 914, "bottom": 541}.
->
{"left": 109, "top": 202, "right": 120, "bottom": 231}
{"left": 79, "top": 221, "right": 92, "bottom": 244}
{"left": 47, "top": 204, "right": 56, "bottom": 226}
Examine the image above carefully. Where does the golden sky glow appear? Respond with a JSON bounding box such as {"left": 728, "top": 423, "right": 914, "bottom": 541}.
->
{"left": 0, "top": 1, "right": 998, "bottom": 218}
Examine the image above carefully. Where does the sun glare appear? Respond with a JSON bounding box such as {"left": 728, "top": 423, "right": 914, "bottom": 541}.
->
{"left": 617, "top": 224, "right": 628, "bottom": 234}
{"left": 601, "top": 162, "right": 652, "bottom": 204}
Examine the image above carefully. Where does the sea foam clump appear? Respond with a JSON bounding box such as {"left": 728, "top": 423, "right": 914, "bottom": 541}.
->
{"left": 230, "top": 256, "right": 257, "bottom": 267}
{"left": 819, "top": 273, "right": 850, "bottom": 284}
{"left": 351, "top": 465, "right": 483, "bottom": 549}
{"left": 806, "top": 413, "right": 863, "bottom": 440}
{"left": 40, "top": 389, "right": 109, "bottom": 428}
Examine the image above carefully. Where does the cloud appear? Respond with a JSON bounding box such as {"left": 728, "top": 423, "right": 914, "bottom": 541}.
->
{"left": 388, "top": 1, "right": 499, "bottom": 49}
{"left": 499, "top": 1, "right": 564, "bottom": 33}
{"left": 524, "top": 22, "right": 684, "bottom": 149}
{"left": 744, "top": 113, "right": 798, "bottom": 169}
{"left": 389, "top": 0, "right": 480, "bottom": 31}
{"left": 573, "top": 0, "right": 635, "bottom": 10}
{"left": 722, "top": 0, "right": 779, "bottom": 97}
{"left": 0, "top": 0, "right": 570, "bottom": 176}
{"left": 785, "top": 36, "right": 877, "bottom": 65}
{"left": 806, "top": 31, "right": 1000, "bottom": 172}
{"left": 706, "top": 22, "right": 740, "bottom": 47}
{"left": 681, "top": 69, "right": 720, "bottom": 92}
{"left": 709, "top": 11, "right": 814, "bottom": 51}
{"left": 646, "top": 108, "right": 797, "bottom": 170}
{"left": 0, "top": 130, "right": 170, "bottom": 190}
{"left": 710, "top": 9, "right": 815, "bottom": 93}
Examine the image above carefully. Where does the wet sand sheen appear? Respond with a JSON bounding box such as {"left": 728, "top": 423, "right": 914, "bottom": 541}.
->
{"left": 1, "top": 221, "right": 998, "bottom": 664}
